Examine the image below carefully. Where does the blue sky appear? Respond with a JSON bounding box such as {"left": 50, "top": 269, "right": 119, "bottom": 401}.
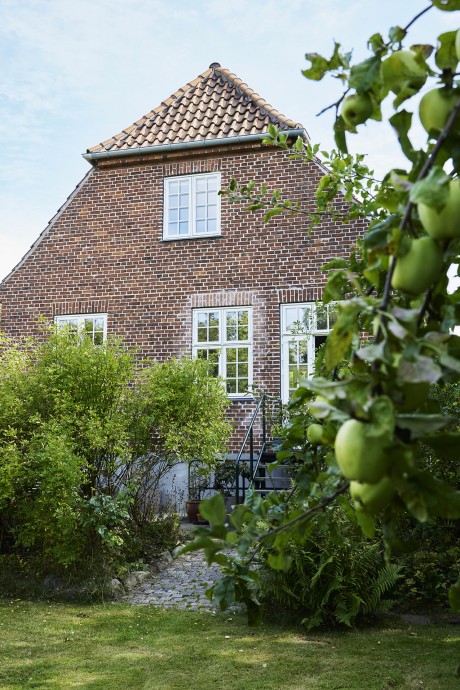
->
{"left": 0, "top": 0, "right": 455, "bottom": 279}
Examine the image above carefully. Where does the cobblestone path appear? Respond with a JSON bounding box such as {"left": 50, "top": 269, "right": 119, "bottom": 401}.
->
{"left": 122, "top": 550, "right": 243, "bottom": 612}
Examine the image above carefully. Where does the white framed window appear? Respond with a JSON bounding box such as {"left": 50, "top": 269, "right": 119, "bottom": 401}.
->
{"left": 55, "top": 314, "right": 107, "bottom": 345}
{"left": 163, "top": 172, "right": 221, "bottom": 239}
{"left": 192, "top": 307, "right": 252, "bottom": 397}
{"left": 280, "top": 303, "right": 337, "bottom": 402}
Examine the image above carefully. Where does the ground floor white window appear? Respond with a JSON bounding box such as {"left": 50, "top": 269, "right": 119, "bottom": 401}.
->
{"left": 192, "top": 307, "right": 252, "bottom": 397}
{"left": 280, "top": 303, "right": 337, "bottom": 402}
{"left": 55, "top": 314, "right": 107, "bottom": 344}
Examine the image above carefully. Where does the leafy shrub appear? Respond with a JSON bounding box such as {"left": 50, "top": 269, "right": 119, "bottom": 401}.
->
{"left": 259, "top": 508, "right": 400, "bottom": 630}
{"left": 0, "top": 331, "right": 230, "bottom": 578}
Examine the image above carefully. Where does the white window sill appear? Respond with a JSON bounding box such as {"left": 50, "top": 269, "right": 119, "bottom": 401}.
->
{"left": 162, "top": 234, "right": 222, "bottom": 242}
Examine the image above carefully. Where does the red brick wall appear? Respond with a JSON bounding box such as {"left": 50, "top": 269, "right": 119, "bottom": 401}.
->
{"left": 0, "top": 143, "right": 366, "bottom": 451}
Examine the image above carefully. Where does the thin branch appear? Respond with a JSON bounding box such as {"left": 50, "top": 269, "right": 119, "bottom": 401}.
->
{"left": 246, "top": 482, "right": 349, "bottom": 563}
{"left": 403, "top": 4, "right": 432, "bottom": 34}
{"left": 316, "top": 88, "right": 350, "bottom": 118}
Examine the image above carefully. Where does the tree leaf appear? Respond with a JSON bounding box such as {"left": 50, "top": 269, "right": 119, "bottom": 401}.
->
{"left": 409, "top": 166, "right": 450, "bottom": 211}
{"left": 355, "top": 510, "right": 376, "bottom": 538}
{"left": 268, "top": 550, "right": 293, "bottom": 571}
{"left": 397, "top": 356, "right": 442, "bottom": 384}
{"left": 303, "top": 53, "right": 330, "bottom": 81}
{"left": 198, "top": 494, "right": 226, "bottom": 527}
{"left": 349, "top": 56, "right": 381, "bottom": 92}
{"left": 389, "top": 111, "right": 417, "bottom": 163}
{"left": 389, "top": 26, "right": 406, "bottom": 44}
{"left": 396, "top": 414, "right": 451, "bottom": 437}
{"left": 435, "top": 31, "right": 458, "bottom": 71}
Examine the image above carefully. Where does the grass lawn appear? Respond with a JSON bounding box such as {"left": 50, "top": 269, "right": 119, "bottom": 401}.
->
{"left": 0, "top": 600, "right": 458, "bottom": 690}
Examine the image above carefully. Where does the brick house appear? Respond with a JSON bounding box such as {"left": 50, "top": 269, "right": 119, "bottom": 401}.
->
{"left": 0, "top": 63, "right": 363, "bottom": 458}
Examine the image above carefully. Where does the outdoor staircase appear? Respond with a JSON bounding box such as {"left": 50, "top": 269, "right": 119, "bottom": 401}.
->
{"left": 234, "top": 393, "right": 293, "bottom": 504}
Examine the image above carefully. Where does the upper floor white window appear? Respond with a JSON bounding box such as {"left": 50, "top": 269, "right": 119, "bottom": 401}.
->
{"left": 163, "top": 172, "right": 221, "bottom": 240}
{"left": 55, "top": 314, "right": 107, "bottom": 345}
{"left": 280, "top": 303, "right": 337, "bottom": 402}
{"left": 192, "top": 307, "right": 252, "bottom": 397}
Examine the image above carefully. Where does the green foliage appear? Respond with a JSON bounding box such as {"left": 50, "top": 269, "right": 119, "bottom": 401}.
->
{"left": 259, "top": 509, "right": 400, "bottom": 630}
{"left": 187, "top": 2, "right": 460, "bottom": 624}
{"left": 131, "top": 357, "right": 230, "bottom": 465}
{"left": 0, "top": 331, "right": 229, "bottom": 577}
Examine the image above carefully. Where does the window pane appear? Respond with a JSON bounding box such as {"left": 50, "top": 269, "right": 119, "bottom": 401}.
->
{"left": 301, "top": 307, "right": 314, "bottom": 333}
{"left": 196, "top": 205, "right": 206, "bottom": 220}
{"left": 197, "top": 313, "right": 208, "bottom": 328}
{"left": 238, "top": 348, "right": 248, "bottom": 362}
{"left": 209, "top": 312, "right": 219, "bottom": 328}
{"left": 179, "top": 207, "right": 189, "bottom": 221}
{"left": 196, "top": 219, "right": 206, "bottom": 233}
{"left": 208, "top": 327, "right": 219, "bottom": 342}
{"left": 237, "top": 379, "right": 248, "bottom": 394}
{"left": 288, "top": 341, "right": 297, "bottom": 365}
{"left": 328, "top": 304, "right": 338, "bottom": 326}
{"left": 168, "top": 222, "right": 178, "bottom": 235}
{"left": 179, "top": 222, "right": 188, "bottom": 234}
{"left": 206, "top": 218, "right": 217, "bottom": 233}
{"left": 316, "top": 305, "right": 327, "bottom": 330}
{"left": 179, "top": 179, "right": 189, "bottom": 193}
{"left": 169, "top": 181, "right": 178, "bottom": 194}
{"left": 197, "top": 327, "right": 207, "bottom": 343}
{"left": 196, "top": 191, "right": 206, "bottom": 205}
{"left": 227, "top": 380, "right": 237, "bottom": 394}
{"left": 196, "top": 178, "right": 207, "bottom": 192}
{"left": 227, "top": 348, "right": 236, "bottom": 363}
{"left": 226, "top": 312, "right": 237, "bottom": 341}
{"left": 299, "top": 340, "right": 308, "bottom": 363}
{"left": 207, "top": 176, "right": 218, "bottom": 191}
{"left": 239, "top": 363, "right": 248, "bottom": 377}
{"left": 314, "top": 334, "right": 328, "bottom": 356}
{"left": 207, "top": 204, "right": 217, "bottom": 219}
{"left": 227, "top": 364, "right": 236, "bottom": 378}
{"left": 94, "top": 332, "right": 104, "bottom": 345}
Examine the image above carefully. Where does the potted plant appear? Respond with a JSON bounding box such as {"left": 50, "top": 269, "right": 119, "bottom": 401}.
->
{"left": 186, "top": 462, "right": 211, "bottom": 524}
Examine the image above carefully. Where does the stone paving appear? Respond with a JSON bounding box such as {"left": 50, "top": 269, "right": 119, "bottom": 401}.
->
{"left": 122, "top": 547, "right": 243, "bottom": 613}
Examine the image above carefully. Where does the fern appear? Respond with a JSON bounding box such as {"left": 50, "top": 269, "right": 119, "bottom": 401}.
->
{"left": 259, "top": 507, "right": 401, "bottom": 629}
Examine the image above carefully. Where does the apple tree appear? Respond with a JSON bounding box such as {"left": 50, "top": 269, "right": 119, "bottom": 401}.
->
{"left": 184, "top": 0, "right": 460, "bottom": 623}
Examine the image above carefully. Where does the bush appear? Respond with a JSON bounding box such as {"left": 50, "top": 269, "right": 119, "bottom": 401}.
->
{"left": 0, "top": 331, "right": 230, "bottom": 580}
{"left": 259, "top": 508, "right": 400, "bottom": 630}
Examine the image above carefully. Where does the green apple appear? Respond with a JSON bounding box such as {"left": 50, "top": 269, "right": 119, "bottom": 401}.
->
{"left": 308, "top": 395, "right": 330, "bottom": 420}
{"left": 381, "top": 50, "right": 426, "bottom": 95}
{"left": 341, "top": 92, "right": 373, "bottom": 128}
{"left": 391, "top": 237, "right": 444, "bottom": 295}
{"left": 418, "top": 178, "right": 460, "bottom": 239}
{"left": 307, "top": 423, "right": 325, "bottom": 445}
{"left": 334, "top": 419, "right": 390, "bottom": 484}
{"left": 419, "top": 87, "right": 460, "bottom": 136}
{"left": 350, "top": 476, "right": 395, "bottom": 514}
{"left": 456, "top": 29, "right": 460, "bottom": 62}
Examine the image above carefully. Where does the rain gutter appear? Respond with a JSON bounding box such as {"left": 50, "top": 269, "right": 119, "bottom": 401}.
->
{"left": 82, "top": 129, "right": 306, "bottom": 163}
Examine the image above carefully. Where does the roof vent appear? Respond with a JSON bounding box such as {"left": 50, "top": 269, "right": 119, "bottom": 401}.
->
{"left": 209, "top": 62, "right": 221, "bottom": 69}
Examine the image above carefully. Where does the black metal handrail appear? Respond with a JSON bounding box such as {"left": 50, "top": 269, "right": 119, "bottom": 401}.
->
{"left": 235, "top": 392, "right": 266, "bottom": 504}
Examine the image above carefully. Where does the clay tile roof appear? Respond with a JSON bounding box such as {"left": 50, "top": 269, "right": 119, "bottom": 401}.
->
{"left": 87, "top": 63, "right": 304, "bottom": 154}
